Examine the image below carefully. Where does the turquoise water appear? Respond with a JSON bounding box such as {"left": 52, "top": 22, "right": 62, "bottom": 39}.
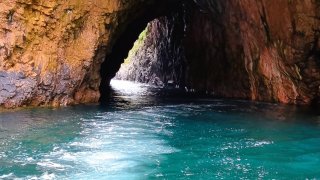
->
{"left": 0, "top": 80, "right": 320, "bottom": 179}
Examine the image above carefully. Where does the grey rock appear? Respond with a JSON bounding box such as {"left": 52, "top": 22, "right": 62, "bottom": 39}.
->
{"left": 0, "top": 71, "right": 36, "bottom": 106}
{"left": 3, "top": 84, "right": 16, "bottom": 93}
{"left": 0, "top": 71, "right": 8, "bottom": 78}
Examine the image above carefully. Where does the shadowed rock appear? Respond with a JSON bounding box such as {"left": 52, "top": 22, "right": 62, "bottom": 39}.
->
{"left": 0, "top": 0, "right": 319, "bottom": 108}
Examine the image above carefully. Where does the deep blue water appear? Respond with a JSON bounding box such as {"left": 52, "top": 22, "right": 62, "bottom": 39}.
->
{"left": 0, "top": 80, "right": 320, "bottom": 179}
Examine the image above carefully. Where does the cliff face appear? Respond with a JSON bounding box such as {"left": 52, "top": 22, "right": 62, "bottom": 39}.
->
{"left": 0, "top": 0, "right": 319, "bottom": 108}
{"left": 188, "top": 0, "right": 320, "bottom": 104}
{"left": 117, "top": 0, "right": 320, "bottom": 105}
{"left": 0, "top": 0, "right": 180, "bottom": 108}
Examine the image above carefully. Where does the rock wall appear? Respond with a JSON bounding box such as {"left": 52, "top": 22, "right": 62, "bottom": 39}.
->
{"left": 0, "top": 0, "right": 319, "bottom": 108}
{"left": 189, "top": 0, "right": 320, "bottom": 104}
{"left": 117, "top": 0, "right": 320, "bottom": 105}
{"left": 0, "top": 0, "right": 181, "bottom": 108}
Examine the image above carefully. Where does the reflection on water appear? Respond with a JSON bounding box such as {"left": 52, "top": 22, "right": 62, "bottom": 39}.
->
{"left": 0, "top": 80, "right": 320, "bottom": 179}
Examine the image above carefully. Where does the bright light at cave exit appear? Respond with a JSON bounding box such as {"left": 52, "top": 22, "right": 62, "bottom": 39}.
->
{"left": 111, "top": 27, "right": 148, "bottom": 88}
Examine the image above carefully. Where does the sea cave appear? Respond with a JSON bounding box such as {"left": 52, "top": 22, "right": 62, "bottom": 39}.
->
{"left": 0, "top": 0, "right": 320, "bottom": 179}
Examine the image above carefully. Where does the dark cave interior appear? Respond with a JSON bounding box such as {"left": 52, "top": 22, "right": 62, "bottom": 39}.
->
{"left": 99, "top": 0, "right": 188, "bottom": 102}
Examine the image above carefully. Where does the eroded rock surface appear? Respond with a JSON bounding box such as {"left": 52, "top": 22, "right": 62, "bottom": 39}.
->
{"left": 116, "top": 0, "right": 320, "bottom": 105}
{"left": 0, "top": 0, "right": 319, "bottom": 108}
{"left": 0, "top": 71, "right": 36, "bottom": 108}
{"left": 189, "top": 0, "right": 320, "bottom": 104}
{"left": 0, "top": 0, "right": 181, "bottom": 108}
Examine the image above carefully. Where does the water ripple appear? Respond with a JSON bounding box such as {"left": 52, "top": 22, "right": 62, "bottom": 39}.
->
{"left": 0, "top": 80, "right": 319, "bottom": 179}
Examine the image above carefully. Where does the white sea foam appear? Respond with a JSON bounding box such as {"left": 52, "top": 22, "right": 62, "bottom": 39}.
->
{"left": 37, "top": 161, "right": 65, "bottom": 170}
{"left": 0, "top": 173, "right": 14, "bottom": 179}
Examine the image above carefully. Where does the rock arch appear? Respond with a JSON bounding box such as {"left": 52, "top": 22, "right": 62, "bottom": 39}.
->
{"left": 0, "top": 0, "right": 183, "bottom": 108}
{"left": 0, "top": 0, "right": 319, "bottom": 108}
{"left": 99, "top": 0, "right": 184, "bottom": 102}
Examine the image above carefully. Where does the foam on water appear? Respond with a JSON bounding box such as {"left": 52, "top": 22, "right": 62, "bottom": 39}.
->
{"left": 0, "top": 80, "right": 319, "bottom": 179}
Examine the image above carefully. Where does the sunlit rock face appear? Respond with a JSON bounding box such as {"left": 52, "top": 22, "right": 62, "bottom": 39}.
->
{"left": 0, "top": 0, "right": 181, "bottom": 108}
{"left": 0, "top": 0, "right": 319, "bottom": 108}
{"left": 117, "top": 0, "right": 320, "bottom": 105}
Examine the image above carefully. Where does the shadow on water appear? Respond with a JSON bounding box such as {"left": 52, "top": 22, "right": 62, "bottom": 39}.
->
{"left": 101, "top": 80, "right": 320, "bottom": 124}
{"left": 0, "top": 80, "right": 320, "bottom": 179}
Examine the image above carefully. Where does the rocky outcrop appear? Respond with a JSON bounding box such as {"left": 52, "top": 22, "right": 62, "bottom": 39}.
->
{"left": 0, "top": 71, "right": 36, "bottom": 108}
{"left": 0, "top": 0, "right": 181, "bottom": 108}
{"left": 0, "top": 0, "right": 319, "bottom": 108}
{"left": 115, "top": 0, "right": 320, "bottom": 105}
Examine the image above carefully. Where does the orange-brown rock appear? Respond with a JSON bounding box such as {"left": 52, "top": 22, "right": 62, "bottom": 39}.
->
{"left": 116, "top": 0, "right": 320, "bottom": 105}
{"left": 0, "top": 0, "right": 180, "bottom": 108}
{"left": 0, "top": 0, "right": 319, "bottom": 108}
{"left": 187, "top": 0, "right": 320, "bottom": 104}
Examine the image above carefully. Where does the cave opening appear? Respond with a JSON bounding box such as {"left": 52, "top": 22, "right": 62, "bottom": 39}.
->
{"left": 99, "top": 1, "right": 188, "bottom": 104}
{"left": 113, "top": 25, "right": 150, "bottom": 84}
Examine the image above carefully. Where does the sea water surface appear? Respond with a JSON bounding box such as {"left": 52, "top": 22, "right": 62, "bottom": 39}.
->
{"left": 0, "top": 80, "right": 320, "bottom": 179}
